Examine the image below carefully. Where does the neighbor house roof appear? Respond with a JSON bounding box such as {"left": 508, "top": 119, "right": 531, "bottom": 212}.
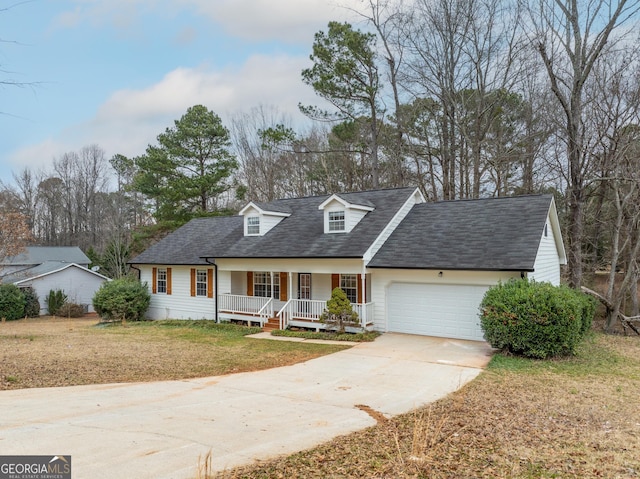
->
{"left": 1, "top": 246, "right": 90, "bottom": 266}
{"left": 4, "top": 262, "right": 110, "bottom": 285}
{"left": 368, "top": 194, "right": 560, "bottom": 271}
{"left": 129, "top": 187, "right": 419, "bottom": 264}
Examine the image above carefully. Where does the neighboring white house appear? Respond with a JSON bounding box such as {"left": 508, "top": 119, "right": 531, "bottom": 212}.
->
{"left": 0, "top": 246, "right": 110, "bottom": 314}
{"left": 129, "top": 188, "right": 567, "bottom": 341}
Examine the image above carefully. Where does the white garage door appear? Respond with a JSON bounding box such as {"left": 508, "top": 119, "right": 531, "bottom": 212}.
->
{"left": 387, "top": 282, "right": 488, "bottom": 341}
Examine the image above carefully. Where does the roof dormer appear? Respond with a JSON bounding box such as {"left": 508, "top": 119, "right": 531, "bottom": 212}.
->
{"left": 239, "top": 202, "right": 291, "bottom": 237}
{"left": 318, "top": 194, "right": 375, "bottom": 234}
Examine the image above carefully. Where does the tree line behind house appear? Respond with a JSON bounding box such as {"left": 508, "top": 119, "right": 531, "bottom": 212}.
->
{"left": 1, "top": 0, "right": 639, "bottom": 327}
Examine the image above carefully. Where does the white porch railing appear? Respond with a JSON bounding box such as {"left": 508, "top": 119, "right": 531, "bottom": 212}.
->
{"left": 218, "top": 294, "right": 273, "bottom": 319}
{"left": 257, "top": 298, "right": 274, "bottom": 321}
{"left": 276, "top": 299, "right": 374, "bottom": 330}
{"left": 353, "top": 302, "right": 375, "bottom": 327}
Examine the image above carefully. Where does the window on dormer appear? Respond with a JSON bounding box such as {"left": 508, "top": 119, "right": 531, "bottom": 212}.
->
{"left": 328, "top": 211, "right": 345, "bottom": 232}
{"left": 247, "top": 216, "right": 260, "bottom": 235}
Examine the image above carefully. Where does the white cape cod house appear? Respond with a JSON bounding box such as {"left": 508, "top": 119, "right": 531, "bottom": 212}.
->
{"left": 129, "top": 187, "right": 566, "bottom": 341}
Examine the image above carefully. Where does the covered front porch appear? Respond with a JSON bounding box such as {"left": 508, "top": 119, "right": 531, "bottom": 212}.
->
{"left": 216, "top": 269, "right": 374, "bottom": 331}
{"left": 218, "top": 294, "right": 374, "bottom": 330}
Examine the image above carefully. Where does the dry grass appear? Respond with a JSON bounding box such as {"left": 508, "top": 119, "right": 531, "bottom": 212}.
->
{"left": 0, "top": 316, "right": 349, "bottom": 390}
{"left": 212, "top": 333, "right": 640, "bottom": 479}
{"left": 3, "top": 316, "right": 639, "bottom": 478}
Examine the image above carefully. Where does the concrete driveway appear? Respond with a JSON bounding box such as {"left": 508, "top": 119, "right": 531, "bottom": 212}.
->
{"left": 0, "top": 333, "right": 492, "bottom": 479}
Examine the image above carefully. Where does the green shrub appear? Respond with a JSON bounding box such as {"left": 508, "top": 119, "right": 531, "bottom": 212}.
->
{"left": 22, "top": 287, "right": 41, "bottom": 318}
{"left": 58, "top": 303, "right": 85, "bottom": 318}
{"left": 92, "top": 279, "right": 150, "bottom": 322}
{"left": 0, "top": 284, "right": 26, "bottom": 320}
{"left": 576, "top": 292, "right": 597, "bottom": 336}
{"left": 480, "top": 279, "right": 591, "bottom": 359}
{"left": 320, "top": 287, "right": 359, "bottom": 333}
{"left": 46, "top": 289, "right": 68, "bottom": 315}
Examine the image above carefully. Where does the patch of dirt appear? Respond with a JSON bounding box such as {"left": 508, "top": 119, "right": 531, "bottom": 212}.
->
{"left": 355, "top": 404, "right": 388, "bottom": 424}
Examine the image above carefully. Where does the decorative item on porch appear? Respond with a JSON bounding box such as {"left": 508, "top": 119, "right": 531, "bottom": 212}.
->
{"left": 320, "top": 287, "right": 360, "bottom": 333}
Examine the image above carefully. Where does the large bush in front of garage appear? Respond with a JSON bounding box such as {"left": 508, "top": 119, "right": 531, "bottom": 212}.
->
{"left": 479, "top": 279, "right": 596, "bottom": 359}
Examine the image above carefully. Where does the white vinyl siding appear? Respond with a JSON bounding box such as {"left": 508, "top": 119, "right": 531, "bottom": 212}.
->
{"left": 16, "top": 266, "right": 107, "bottom": 314}
{"left": 346, "top": 208, "right": 368, "bottom": 231}
{"left": 228, "top": 271, "right": 242, "bottom": 295}
{"left": 529, "top": 219, "right": 561, "bottom": 285}
{"left": 141, "top": 265, "right": 216, "bottom": 320}
{"left": 261, "top": 215, "right": 285, "bottom": 234}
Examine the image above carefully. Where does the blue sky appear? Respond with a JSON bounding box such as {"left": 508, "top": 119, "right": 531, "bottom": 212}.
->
{"left": 0, "top": 0, "right": 362, "bottom": 185}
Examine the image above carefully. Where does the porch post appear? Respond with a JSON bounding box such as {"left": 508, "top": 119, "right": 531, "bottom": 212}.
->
{"left": 289, "top": 272, "right": 293, "bottom": 302}
{"left": 361, "top": 264, "right": 367, "bottom": 326}
{"left": 270, "top": 271, "right": 274, "bottom": 298}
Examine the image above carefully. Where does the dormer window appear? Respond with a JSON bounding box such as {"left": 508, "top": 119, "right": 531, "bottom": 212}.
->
{"left": 328, "top": 211, "right": 346, "bottom": 232}
{"left": 247, "top": 216, "right": 260, "bottom": 235}
{"left": 239, "top": 202, "right": 291, "bottom": 237}
{"left": 319, "top": 194, "right": 375, "bottom": 234}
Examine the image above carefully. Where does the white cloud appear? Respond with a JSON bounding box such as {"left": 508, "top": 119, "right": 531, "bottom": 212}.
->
{"left": 53, "top": 0, "right": 363, "bottom": 43}
{"left": 184, "top": 0, "right": 362, "bottom": 43}
{"left": 5, "top": 139, "right": 67, "bottom": 177}
{"left": 5, "top": 53, "right": 322, "bottom": 175}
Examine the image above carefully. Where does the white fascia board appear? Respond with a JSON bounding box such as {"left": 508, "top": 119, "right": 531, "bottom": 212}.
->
{"left": 238, "top": 202, "right": 290, "bottom": 218}
{"left": 14, "top": 263, "right": 111, "bottom": 284}
{"left": 548, "top": 197, "right": 567, "bottom": 265}
{"left": 318, "top": 194, "right": 374, "bottom": 212}
{"left": 363, "top": 188, "right": 425, "bottom": 264}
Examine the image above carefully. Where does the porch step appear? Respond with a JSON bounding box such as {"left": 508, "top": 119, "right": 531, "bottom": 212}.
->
{"left": 262, "top": 317, "right": 280, "bottom": 332}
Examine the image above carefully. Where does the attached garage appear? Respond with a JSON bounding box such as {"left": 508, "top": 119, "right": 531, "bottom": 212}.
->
{"left": 386, "top": 282, "right": 489, "bottom": 341}
{"left": 369, "top": 195, "right": 567, "bottom": 341}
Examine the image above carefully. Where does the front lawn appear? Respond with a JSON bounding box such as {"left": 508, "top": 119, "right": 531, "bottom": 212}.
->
{"left": 0, "top": 317, "right": 350, "bottom": 390}
{"left": 215, "top": 332, "right": 640, "bottom": 478}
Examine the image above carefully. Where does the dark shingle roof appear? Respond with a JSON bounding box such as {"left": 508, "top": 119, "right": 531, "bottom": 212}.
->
{"left": 368, "top": 195, "right": 553, "bottom": 271}
{"left": 129, "top": 187, "right": 418, "bottom": 263}
{"left": 250, "top": 202, "right": 292, "bottom": 214}
{"left": 129, "top": 216, "right": 242, "bottom": 265}
{"left": 211, "top": 188, "right": 417, "bottom": 258}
